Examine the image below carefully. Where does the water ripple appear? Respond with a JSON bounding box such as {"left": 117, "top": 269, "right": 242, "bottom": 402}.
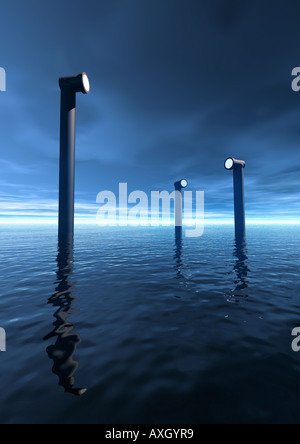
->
{"left": 0, "top": 225, "right": 300, "bottom": 423}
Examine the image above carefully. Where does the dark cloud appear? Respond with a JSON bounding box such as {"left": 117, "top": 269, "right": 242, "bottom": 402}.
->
{"left": 203, "top": 0, "right": 249, "bottom": 30}
{"left": 0, "top": 0, "right": 300, "bottom": 221}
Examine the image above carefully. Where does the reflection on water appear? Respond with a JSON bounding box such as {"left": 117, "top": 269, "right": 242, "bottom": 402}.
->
{"left": 227, "top": 234, "right": 250, "bottom": 303}
{"left": 43, "top": 240, "right": 87, "bottom": 396}
{"left": 1, "top": 226, "right": 300, "bottom": 423}
{"left": 174, "top": 227, "right": 183, "bottom": 280}
{"left": 174, "top": 226, "right": 191, "bottom": 293}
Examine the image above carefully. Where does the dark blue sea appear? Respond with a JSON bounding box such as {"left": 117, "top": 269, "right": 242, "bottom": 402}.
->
{"left": 0, "top": 224, "right": 299, "bottom": 424}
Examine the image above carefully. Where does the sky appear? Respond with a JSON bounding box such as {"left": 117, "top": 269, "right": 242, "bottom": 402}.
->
{"left": 0, "top": 0, "right": 300, "bottom": 224}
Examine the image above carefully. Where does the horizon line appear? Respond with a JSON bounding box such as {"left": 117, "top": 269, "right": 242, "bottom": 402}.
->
{"left": 0, "top": 219, "right": 299, "bottom": 226}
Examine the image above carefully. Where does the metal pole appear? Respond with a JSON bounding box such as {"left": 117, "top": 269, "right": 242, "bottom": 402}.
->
{"left": 233, "top": 165, "right": 246, "bottom": 237}
{"left": 58, "top": 73, "right": 90, "bottom": 244}
{"left": 59, "top": 89, "right": 76, "bottom": 243}
{"left": 224, "top": 158, "right": 246, "bottom": 238}
{"left": 174, "top": 179, "right": 188, "bottom": 228}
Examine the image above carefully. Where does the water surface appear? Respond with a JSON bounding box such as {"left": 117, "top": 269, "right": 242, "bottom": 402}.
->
{"left": 0, "top": 224, "right": 299, "bottom": 424}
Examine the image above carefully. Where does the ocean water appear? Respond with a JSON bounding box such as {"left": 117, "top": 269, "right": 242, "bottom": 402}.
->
{"left": 0, "top": 224, "right": 299, "bottom": 424}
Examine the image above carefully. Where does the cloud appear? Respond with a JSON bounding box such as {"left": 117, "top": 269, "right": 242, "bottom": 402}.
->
{"left": 0, "top": 0, "right": 300, "bottom": 221}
